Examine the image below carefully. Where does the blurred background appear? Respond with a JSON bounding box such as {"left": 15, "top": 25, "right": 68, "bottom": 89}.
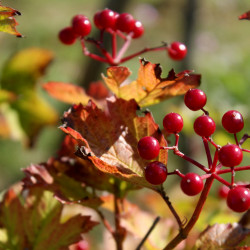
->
{"left": 0, "top": 0, "right": 249, "bottom": 195}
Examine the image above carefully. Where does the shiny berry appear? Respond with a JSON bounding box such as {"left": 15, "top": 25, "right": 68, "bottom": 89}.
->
{"left": 72, "top": 15, "right": 91, "bottom": 37}
{"left": 227, "top": 187, "right": 250, "bottom": 212}
{"left": 145, "top": 161, "right": 167, "bottom": 185}
{"left": 132, "top": 20, "right": 144, "bottom": 38}
{"left": 99, "top": 9, "right": 117, "bottom": 30}
{"left": 58, "top": 27, "right": 78, "bottom": 45}
{"left": 218, "top": 144, "right": 243, "bottom": 167}
{"left": 116, "top": 13, "right": 135, "bottom": 33}
{"left": 168, "top": 42, "right": 187, "bottom": 60}
{"left": 93, "top": 11, "right": 102, "bottom": 29}
{"left": 180, "top": 173, "right": 204, "bottom": 196}
{"left": 163, "top": 113, "right": 183, "bottom": 134}
{"left": 222, "top": 110, "right": 244, "bottom": 134}
{"left": 184, "top": 89, "right": 207, "bottom": 111}
{"left": 137, "top": 136, "right": 160, "bottom": 160}
{"left": 194, "top": 115, "right": 216, "bottom": 137}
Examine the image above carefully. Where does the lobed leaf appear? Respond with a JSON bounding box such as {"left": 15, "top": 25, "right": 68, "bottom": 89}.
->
{"left": 0, "top": 186, "right": 98, "bottom": 249}
{"left": 0, "top": 4, "right": 22, "bottom": 37}
{"left": 60, "top": 96, "right": 168, "bottom": 191}
{"left": 103, "top": 59, "right": 201, "bottom": 107}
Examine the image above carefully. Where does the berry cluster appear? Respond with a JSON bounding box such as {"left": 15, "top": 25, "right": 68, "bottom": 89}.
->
{"left": 138, "top": 88, "right": 250, "bottom": 213}
{"left": 58, "top": 9, "right": 187, "bottom": 65}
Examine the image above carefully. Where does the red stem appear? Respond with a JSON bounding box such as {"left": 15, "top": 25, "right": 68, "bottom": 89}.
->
{"left": 203, "top": 137, "right": 212, "bottom": 168}
{"left": 216, "top": 165, "right": 250, "bottom": 175}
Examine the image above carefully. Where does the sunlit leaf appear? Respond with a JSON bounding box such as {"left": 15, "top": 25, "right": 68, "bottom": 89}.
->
{"left": 0, "top": 89, "right": 16, "bottom": 103}
{"left": 0, "top": 48, "right": 58, "bottom": 145}
{"left": 0, "top": 4, "right": 22, "bottom": 37}
{"left": 60, "top": 96, "right": 168, "bottom": 191}
{"left": 103, "top": 59, "right": 201, "bottom": 107}
{"left": 0, "top": 186, "right": 98, "bottom": 249}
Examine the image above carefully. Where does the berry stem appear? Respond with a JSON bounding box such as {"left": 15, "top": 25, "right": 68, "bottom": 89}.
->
{"left": 239, "top": 134, "right": 250, "bottom": 146}
{"left": 157, "top": 186, "right": 184, "bottom": 229}
{"left": 135, "top": 216, "right": 160, "bottom": 250}
{"left": 234, "top": 133, "right": 239, "bottom": 145}
{"left": 112, "top": 32, "right": 117, "bottom": 58}
{"left": 212, "top": 173, "right": 231, "bottom": 186}
{"left": 163, "top": 175, "right": 215, "bottom": 250}
{"left": 231, "top": 167, "right": 235, "bottom": 185}
{"left": 96, "top": 208, "right": 114, "bottom": 234}
{"left": 242, "top": 148, "right": 250, "bottom": 153}
{"left": 119, "top": 43, "right": 169, "bottom": 64}
{"left": 114, "top": 34, "right": 133, "bottom": 64}
{"left": 202, "top": 137, "right": 212, "bottom": 168}
{"left": 216, "top": 165, "right": 250, "bottom": 175}
{"left": 168, "top": 169, "right": 185, "bottom": 178}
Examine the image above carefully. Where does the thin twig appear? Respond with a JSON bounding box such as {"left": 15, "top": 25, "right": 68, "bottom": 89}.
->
{"left": 135, "top": 216, "right": 160, "bottom": 250}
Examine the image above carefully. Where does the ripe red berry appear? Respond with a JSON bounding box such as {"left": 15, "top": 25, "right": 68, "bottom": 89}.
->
{"left": 218, "top": 144, "right": 243, "bottom": 167}
{"left": 222, "top": 110, "right": 244, "bottom": 134}
{"left": 163, "top": 112, "right": 183, "bottom": 134}
{"left": 72, "top": 15, "right": 91, "bottom": 37}
{"left": 132, "top": 20, "right": 144, "bottom": 38}
{"left": 184, "top": 89, "right": 207, "bottom": 111}
{"left": 167, "top": 42, "right": 187, "bottom": 60}
{"left": 180, "top": 173, "right": 204, "bottom": 196}
{"left": 144, "top": 161, "right": 167, "bottom": 185}
{"left": 58, "top": 27, "right": 78, "bottom": 45}
{"left": 93, "top": 11, "right": 102, "bottom": 29}
{"left": 115, "top": 13, "right": 135, "bottom": 33}
{"left": 218, "top": 185, "right": 230, "bottom": 199}
{"left": 98, "top": 9, "right": 117, "bottom": 30}
{"left": 137, "top": 136, "right": 160, "bottom": 160}
{"left": 193, "top": 115, "right": 216, "bottom": 137}
{"left": 226, "top": 187, "right": 250, "bottom": 213}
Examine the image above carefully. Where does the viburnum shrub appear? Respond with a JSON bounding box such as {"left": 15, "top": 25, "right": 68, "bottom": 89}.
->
{"left": 0, "top": 4, "right": 249, "bottom": 250}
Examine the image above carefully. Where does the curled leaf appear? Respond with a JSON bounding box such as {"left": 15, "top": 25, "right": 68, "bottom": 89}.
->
{"left": 60, "top": 96, "right": 168, "bottom": 191}
{"left": 103, "top": 59, "right": 201, "bottom": 107}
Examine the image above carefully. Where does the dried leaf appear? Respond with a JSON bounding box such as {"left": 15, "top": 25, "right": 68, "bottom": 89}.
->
{"left": 196, "top": 222, "right": 250, "bottom": 249}
{"left": 60, "top": 96, "right": 168, "bottom": 191}
{"left": 238, "top": 11, "right": 250, "bottom": 20}
{"left": 0, "top": 4, "right": 22, "bottom": 37}
{"left": 0, "top": 186, "right": 98, "bottom": 249}
{"left": 103, "top": 59, "right": 201, "bottom": 107}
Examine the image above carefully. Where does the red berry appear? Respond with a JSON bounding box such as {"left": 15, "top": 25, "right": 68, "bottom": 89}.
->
{"left": 98, "top": 9, "right": 117, "bottom": 30}
{"left": 227, "top": 187, "right": 250, "bottom": 212}
{"left": 193, "top": 115, "right": 216, "bottom": 137}
{"left": 137, "top": 136, "right": 160, "bottom": 160}
{"left": 218, "top": 144, "right": 243, "bottom": 167}
{"left": 168, "top": 42, "right": 187, "bottom": 60}
{"left": 218, "top": 185, "right": 230, "bottom": 199}
{"left": 93, "top": 11, "right": 102, "bottom": 29}
{"left": 222, "top": 110, "right": 244, "bottom": 134}
{"left": 163, "top": 113, "right": 183, "bottom": 134}
{"left": 132, "top": 20, "right": 144, "bottom": 38}
{"left": 116, "top": 13, "right": 135, "bottom": 33}
{"left": 184, "top": 89, "right": 207, "bottom": 111}
{"left": 58, "top": 27, "right": 77, "bottom": 45}
{"left": 72, "top": 15, "right": 91, "bottom": 37}
{"left": 180, "top": 173, "right": 204, "bottom": 196}
{"left": 145, "top": 161, "right": 167, "bottom": 185}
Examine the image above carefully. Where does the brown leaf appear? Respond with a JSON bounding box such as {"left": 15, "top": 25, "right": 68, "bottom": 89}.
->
{"left": 103, "top": 59, "right": 201, "bottom": 107}
{"left": 60, "top": 96, "right": 168, "bottom": 191}
{"left": 196, "top": 223, "right": 250, "bottom": 249}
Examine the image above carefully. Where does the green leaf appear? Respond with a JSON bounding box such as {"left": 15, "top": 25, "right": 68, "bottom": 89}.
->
{"left": 0, "top": 4, "right": 22, "bottom": 37}
{"left": 0, "top": 186, "right": 98, "bottom": 249}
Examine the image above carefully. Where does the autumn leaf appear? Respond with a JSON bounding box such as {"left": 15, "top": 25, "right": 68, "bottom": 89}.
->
{"left": 0, "top": 186, "right": 98, "bottom": 249}
{"left": 60, "top": 96, "right": 168, "bottom": 191}
{"left": 102, "top": 59, "right": 201, "bottom": 107}
{"left": 0, "top": 48, "right": 58, "bottom": 145}
{"left": 196, "top": 222, "right": 250, "bottom": 249}
{"left": 238, "top": 11, "right": 250, "bottom": 20}
{"left": 0, "top": 4, "right": 22, "bottom": 37}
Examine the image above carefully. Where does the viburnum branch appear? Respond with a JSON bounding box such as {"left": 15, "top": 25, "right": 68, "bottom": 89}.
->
{"left": 157, "top": 186, "right": 184, "bottom": 229}
{"left": 202, "top": 137, "right": 213, "bottom": 168}
{"left": 135, "top": 216, "right": 160, "bottom": 250}
{"left": 96, "top": 209, "right": 114, "bottom": 235}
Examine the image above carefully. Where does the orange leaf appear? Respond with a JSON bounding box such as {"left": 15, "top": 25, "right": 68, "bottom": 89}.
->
{"left": 103, "top": 59, "right": 201, "bottom": 107}
{"left": 60, "top": 96, "right": 168, "bottom": 190}
{"left": 0, "top": 4, "right": 22, "bottom": 37}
